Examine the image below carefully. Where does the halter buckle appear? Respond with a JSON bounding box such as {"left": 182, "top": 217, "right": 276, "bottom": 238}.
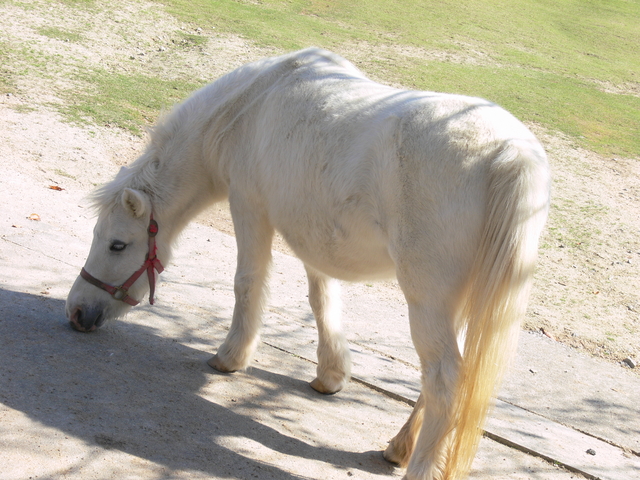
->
{"left": 113, "top": 287, "right": 128, "bottom": 301}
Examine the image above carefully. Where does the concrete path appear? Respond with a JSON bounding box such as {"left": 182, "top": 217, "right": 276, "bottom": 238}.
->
{"left": 1, "top": 106, "right": 638, "bottom": 479}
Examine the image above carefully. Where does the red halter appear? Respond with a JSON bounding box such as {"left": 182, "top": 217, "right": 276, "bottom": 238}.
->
{"left": 80, "top": 214, "right": 164, "bottom": 306}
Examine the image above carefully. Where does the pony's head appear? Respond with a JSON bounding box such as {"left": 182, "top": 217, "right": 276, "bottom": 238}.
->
{"left": 66, "top": 187, "right": 164, "bottom": 332}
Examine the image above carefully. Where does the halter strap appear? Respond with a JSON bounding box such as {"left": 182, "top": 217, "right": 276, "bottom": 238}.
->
{"left": 80, "top": 213, "right": 164, "bottom": 306}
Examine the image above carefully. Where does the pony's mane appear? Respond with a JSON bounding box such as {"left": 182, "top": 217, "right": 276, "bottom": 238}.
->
{"left": 90, "top": 95, "right": 203, "bottom": 214}
{"left": 90, "top": 48, "right": 358, "bottom": 215}
{"left": 89, "top": 142, "right": 162, "bottom": 213}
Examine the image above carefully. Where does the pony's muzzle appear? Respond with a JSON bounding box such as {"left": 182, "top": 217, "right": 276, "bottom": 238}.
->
{"left": 69, "top": 305, "right": 106, "bottom": 332}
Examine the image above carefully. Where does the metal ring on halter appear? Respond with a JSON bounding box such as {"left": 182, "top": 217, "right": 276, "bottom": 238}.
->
{"left": 112, "top": 287, "right": 128, "bottom": 301}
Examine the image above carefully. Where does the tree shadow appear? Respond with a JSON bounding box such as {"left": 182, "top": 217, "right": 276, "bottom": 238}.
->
{"left": 0, "top": 287, "right": 397, "bottom": 479}
{"left": 502, "top": 334, "right": 640, "bottom": 454}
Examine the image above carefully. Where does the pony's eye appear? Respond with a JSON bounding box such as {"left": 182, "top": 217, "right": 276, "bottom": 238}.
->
{"left": 110, "top": 241, "right": 127, "bottom": 252}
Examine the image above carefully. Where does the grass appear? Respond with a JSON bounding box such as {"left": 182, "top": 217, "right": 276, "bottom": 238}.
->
{"left": 60, "top": 70, "right": 202, "bottom": 135}
{"left": 1, "top": 0, "right": 638, "bottom": 157}
{"left": 0, "top": 41, "right": 16, "bottom": 95}
{"left": 397, "top": 61, "right": 640, "bottom": 157}
{"left": 37, "top": 26, "right": 83, "bottom": 43}
{"left": 55, "top": 168, "right": 77, "bottom": 180}
{"left": 158, "top": 0, "right": 640, "bottom": 158}
{"left": 546, "top": 197, "right": 607, "bottom": 250}
{"left": 177, "top": 31, "right": 209, "bottom": 48}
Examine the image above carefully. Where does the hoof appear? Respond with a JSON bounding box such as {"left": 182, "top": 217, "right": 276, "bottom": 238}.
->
{"left": 207, "top": 354, "right": 238, "bottom": 373}
{"left": 309, "top": 377, "right": 343, "bottom": 395}
{"left": 383, "top": 444, "right": 401, "bottom": 465}
{"left": 383, "top": 441, "right": 410, "bottom": 467}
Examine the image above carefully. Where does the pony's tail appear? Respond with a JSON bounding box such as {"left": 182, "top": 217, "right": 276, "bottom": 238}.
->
{"left": 444, "top": 140, "right": 550, "bottom": 479}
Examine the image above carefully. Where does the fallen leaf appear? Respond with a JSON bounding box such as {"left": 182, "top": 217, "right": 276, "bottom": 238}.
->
{"left": 48, "top": 185, "right": 64, "bottom": 191}
{"left": 28, "top": 213, "right": 41, "bottom": 221}
{"left": 540, "top": 327, "right": 556, "bottom": 341}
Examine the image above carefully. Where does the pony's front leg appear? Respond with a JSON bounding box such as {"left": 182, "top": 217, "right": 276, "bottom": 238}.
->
{"left": 305, "top": 266, "right": 351, "bottom": 394}
{"left": 208, "top": 203, "right": 274, "bottom": 373}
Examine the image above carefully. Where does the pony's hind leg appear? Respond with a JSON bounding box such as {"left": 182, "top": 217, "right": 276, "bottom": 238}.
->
{"left": 389, "top": 246, "right": 465, "bottom": 479}
{"left": 305, "top": 265, "right": 351, "bottom": 394}
{"left": 384, "top": 393, "right": 425, "bottom": 467}
{"left": 208, "top": 198, "right": 274, "bottom": 373}
{"left": 402, "top": 298, "right": 462, "bottom": 480}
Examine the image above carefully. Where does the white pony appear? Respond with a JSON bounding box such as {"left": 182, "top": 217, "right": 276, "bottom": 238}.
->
{"left": 66, "top": 48, "right": 550, "bottom": 479}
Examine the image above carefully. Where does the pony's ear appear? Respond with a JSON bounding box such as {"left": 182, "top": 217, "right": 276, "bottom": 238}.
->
{"left": 121, "top": 188, "right": 150, "bottom": 218}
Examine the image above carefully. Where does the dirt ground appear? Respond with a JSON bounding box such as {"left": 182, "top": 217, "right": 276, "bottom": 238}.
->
{"left": 1, "top": 0, "right": 638, "bottom": 371}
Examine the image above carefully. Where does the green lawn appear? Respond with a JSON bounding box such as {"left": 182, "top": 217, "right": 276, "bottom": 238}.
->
{"left": 60, "top": 70, "right": 201, "bottom": 136}
{"left": 4, "top": 0, "right": 638, "bottom": 158}
{"left": 159, "top": 0, "right": 640, "bottom": 158}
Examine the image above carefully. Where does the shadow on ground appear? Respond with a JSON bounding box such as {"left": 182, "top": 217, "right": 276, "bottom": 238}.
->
{"left": 0, "top": 287, "right": 396, "bottom": 479}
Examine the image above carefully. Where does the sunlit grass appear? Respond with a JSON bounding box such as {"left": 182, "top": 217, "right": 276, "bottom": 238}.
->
{"left": 2, "top": 0, "right": 638, "bottom": 157}
{"left": 159, "top": 0, "right": 640, "bottom": 158}
{"left": 60, "top": 71, "right": 202, "bottom": 135}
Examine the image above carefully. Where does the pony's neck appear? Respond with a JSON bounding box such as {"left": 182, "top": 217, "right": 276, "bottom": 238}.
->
{"left": 135, "top": 110, "right": 227, "bottom": 244}
{"left": 151, "top": 154, "right": 222, "bottom": 245}
{"left": 132, "top": 76, "right": 244, "bottom": 245}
